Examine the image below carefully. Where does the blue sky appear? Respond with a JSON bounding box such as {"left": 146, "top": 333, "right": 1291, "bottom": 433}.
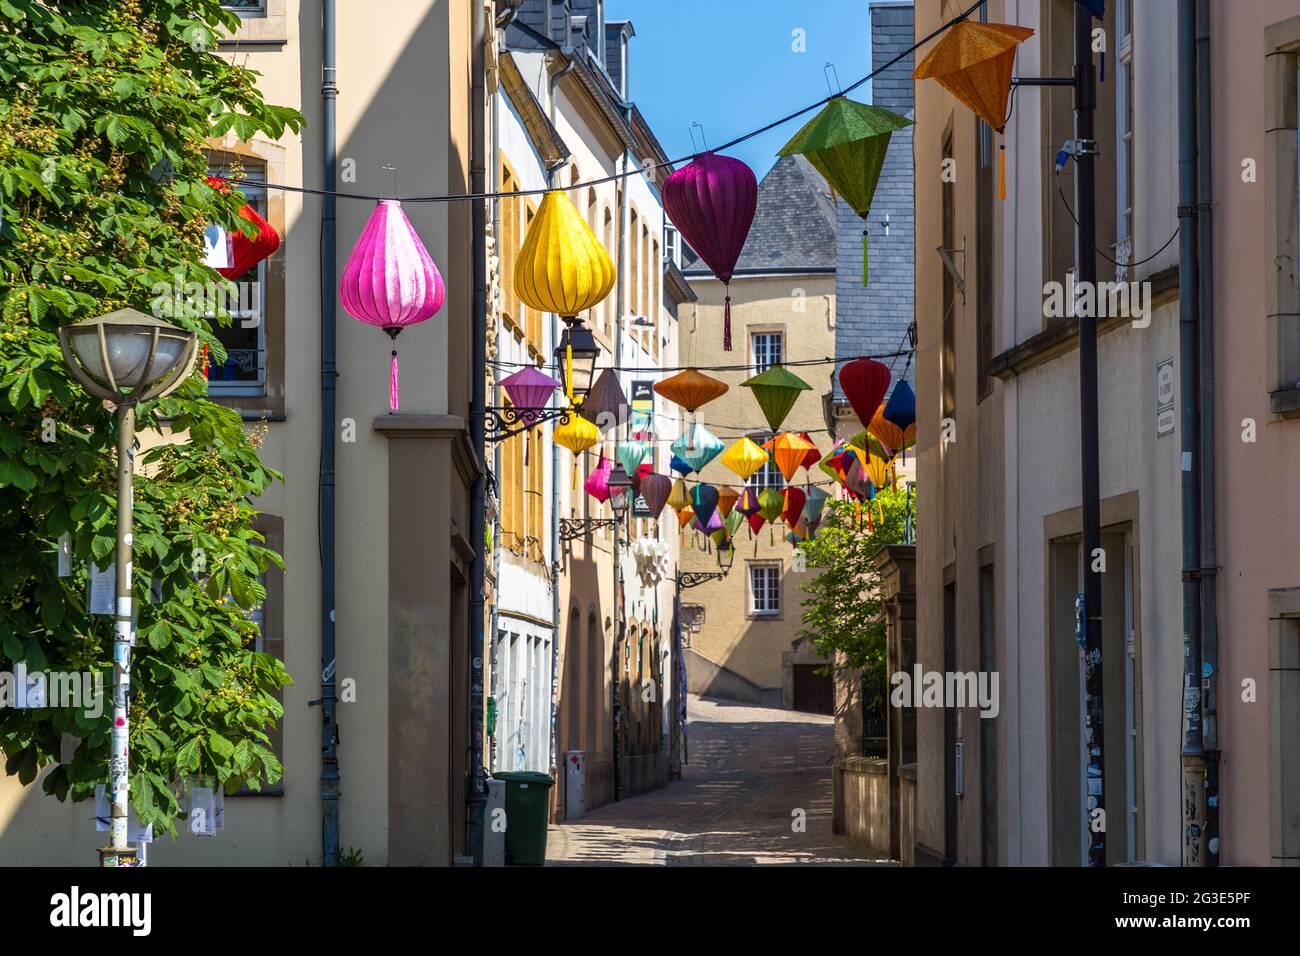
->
{"left": 606, "top": 1, "right": 880, "bottom": 179}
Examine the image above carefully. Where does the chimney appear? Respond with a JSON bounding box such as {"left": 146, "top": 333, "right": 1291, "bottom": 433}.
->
{"left": 603, "top": 20, "right": 634, "bottom": 99}
{"left": 869, "top": 3, "right": 914, "bottom": 112}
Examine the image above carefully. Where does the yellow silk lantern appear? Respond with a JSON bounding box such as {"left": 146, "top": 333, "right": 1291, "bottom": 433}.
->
{"left": 554, "top": 410, "right": 599, "bottom": 455}
{"left": 720, "top": 437, "right": 769, "bottom": 482}
{"left": 554, "top": 410, "right": 600, "bottom": 489}
{"left": 667, "top": 476, "right": 691, "bottom": 512}
{"left": 865, "top": 453, "right": 890, "bottom": 492}
{"left": 514, "top": 191, "right": 616, "bottom": 319}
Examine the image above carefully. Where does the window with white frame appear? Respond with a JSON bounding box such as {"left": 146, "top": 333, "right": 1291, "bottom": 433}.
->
{"left": 1116, "top": 0, "right": 1135, "bottom": 275}
{"left": 663, "top": 224, "right": 681, "bottom": 267}
{"left": 746, "top": 432, "right": 781, "bottom": 489}
{"left": 222, "top": 0, "right": 265, "bottom": 10}
{"left": 752, "top": 458, "right": 782, "bottom": 490}
{"left": 751, "top": 331, "right": 783, "bottom": 373}
{"left": 749, "top": 563, "right": 781, "bottom": 615}
{"left": 206, "top": 165, "right": 268, "bottom": 395}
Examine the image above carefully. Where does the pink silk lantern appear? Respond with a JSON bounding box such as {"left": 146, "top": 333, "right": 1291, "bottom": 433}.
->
{"left": 340, "top": 200, "right": 446, "bottom": 411}
{"left": 585, "top": 453, "right": 612, "bottom": 503}
{"left": 662, "top": 152, "right": 757, "bottom": 351}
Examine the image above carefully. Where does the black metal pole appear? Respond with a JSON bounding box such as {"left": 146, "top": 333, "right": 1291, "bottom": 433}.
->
{"left": 1176, "top": 0, "right": 1206, "bottom": 867}
{"left": 612, "top": 516, "right": 622, "bottom": 802}
{"left": 1073, "top": 1, "right": 1107, "bottom": 868}
{"left": 467, "top": 0, "right": 489, "bottom": 865}
{"left": 319, "top": 0, "right": 340, "bottom": 869}
{"left": 1194, "top": 0, "right": 1220, "bottom": 867}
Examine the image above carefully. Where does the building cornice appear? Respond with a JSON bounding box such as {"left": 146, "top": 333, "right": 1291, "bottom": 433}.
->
{"left": 499, "top": 51, "right": 570, "bottom": 169}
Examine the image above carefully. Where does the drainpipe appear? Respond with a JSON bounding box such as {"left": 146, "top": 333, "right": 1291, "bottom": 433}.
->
{"left": 1176, "top": 0, "right": 1206, "bottom": 867}
{"left": 488, "top": 10, "right": 505, "bottom": 779}
{"left": 467, "top": 0, "right": 490, "bottom": 865}
{"left": 319, "top": 0, "right": 341, "bottom": 869}
{"left": 611, "top": 104, "right": 632, "bottom": 803}
{"left": 547, "top": 51, "right": 575, "bottom": 782}
{"left": 1195, "top": 0, "right": 1220, "bottom": 866}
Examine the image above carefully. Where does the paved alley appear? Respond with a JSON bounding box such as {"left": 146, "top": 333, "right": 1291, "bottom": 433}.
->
{"left": 546, "top": 695, "right": 894, "bottom": 866}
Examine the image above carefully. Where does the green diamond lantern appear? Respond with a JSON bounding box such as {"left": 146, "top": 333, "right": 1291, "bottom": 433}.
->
{"left": 777, "top": 97, "right": 913, "bottom": 285}
{"left": 741, "top": 364, "right": 812, "bottom": 433}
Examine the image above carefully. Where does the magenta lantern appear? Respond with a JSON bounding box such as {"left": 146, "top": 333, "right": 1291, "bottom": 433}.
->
{"left": 499, "top": 365, "right": 561, "bottom": 422}
{"left": 585, "top": 453, "right": 613, "bottom": 504}
{"left": 662, "top": 152, "right": 757, "bottom": 350}
{"left": 339, "top": 200, "right": 446, "bottom": 411}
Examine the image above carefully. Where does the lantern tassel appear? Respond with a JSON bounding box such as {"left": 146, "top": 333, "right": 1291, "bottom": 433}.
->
{"left": 999, "top": 143, "right": 1007, "bottom": 202}
{"left": 389, "top": 350, "right": 399, "bottom": 412}
{"left": 565, "top": 341, "right": 574, "bottom": 404}
{"left": 867, "top": 506, "right": 874, "bottom": 534}
{"left": 723, "top": 288, "right": 733, "bottom": 351}
{"left": 200, "top": 343, "right": 211, "bottom": 380}
{"left": 862, "top": 228, "right": 869, "bottom": 286}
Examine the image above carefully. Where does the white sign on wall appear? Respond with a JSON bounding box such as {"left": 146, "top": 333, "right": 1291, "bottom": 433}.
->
{"left": 1156, "top": 359, "right": 1175, "bottom": 437}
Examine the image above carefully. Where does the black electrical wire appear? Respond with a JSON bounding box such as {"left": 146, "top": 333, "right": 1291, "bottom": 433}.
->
{"left": 487, "top": 348, "right": 911, "bottom": 376}
{"left": 1055, "top": 175, "right": 1179, "bottom": 268}
{"left": 218, "top": 0, "right": 989, "bottom": 205}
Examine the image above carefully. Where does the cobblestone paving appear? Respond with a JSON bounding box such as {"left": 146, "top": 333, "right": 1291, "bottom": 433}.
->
{"left": 546, "top": 695, "right": 894, "bottom": 866}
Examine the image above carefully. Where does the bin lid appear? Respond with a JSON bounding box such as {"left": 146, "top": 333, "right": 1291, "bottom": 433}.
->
{"left": 492, "top": 771, "right": 555, "bottom": 787}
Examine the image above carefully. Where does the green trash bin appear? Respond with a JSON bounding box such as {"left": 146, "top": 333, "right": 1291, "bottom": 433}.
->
{"left": 494, "top": 771, "right": 555, "bottom": 866}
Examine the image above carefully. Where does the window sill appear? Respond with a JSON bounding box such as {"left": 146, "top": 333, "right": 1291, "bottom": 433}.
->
{"left": 1269, "top": 386, "right": 1300, "bottom": 418}
{"left": 746, "top": 611, "right": 784, "bottom": 622}
{"left": 218, "top": 7, "right": 287, "bottom": 47}
{"left": 209, "top": 393, "right": 286, "bottom": 422}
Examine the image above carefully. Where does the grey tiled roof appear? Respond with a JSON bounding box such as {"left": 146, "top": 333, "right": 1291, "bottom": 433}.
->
{"left": 680, "top": 154, "right": 836, "bottom": 275}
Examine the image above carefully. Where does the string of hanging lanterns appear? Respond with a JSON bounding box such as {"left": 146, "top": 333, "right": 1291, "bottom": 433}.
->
{"left": 200, "top": 0, "right": 1017, "bottom": 533}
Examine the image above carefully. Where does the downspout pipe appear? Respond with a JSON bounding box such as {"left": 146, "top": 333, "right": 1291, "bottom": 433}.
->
{"left": 1195, "top": 0, "right": 1220, "bottom": 866}
{"left": 319, "top": 0, "right": 341, "bottom": 869}
{"left": 467, "top": 0, "right": 490, "bottom": 865}
{"left": 611, "top": 103, "right": 632, "bottom": 803}
{"left": 1176, "top": 0, "right": 1206, "bottom": 867}
{"left": 488, "top": 16, "right": 504, "bottom": 781}
{"left": 548, "top": 52, "right": 575, "bottom": 782}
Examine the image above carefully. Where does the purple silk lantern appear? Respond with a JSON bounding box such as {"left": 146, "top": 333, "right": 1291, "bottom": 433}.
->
{"left": 662, "top": 152, "right": 757, "bottom": 351}
{"left": 639, "top": 472, "right": 673, "bottom": 520}
{"left": 499, "top": 366, "right": 561, "bottom": 422}
{"left": 340, "top": 200, "right": 446, "bottom": 411}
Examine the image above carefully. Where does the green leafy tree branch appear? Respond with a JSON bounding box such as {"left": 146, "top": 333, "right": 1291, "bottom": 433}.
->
{"left": 0, "top": 0, "right": 303, "bottom": 834}
{"left": 797, "top": 487, "right": 911, "bottom": 674}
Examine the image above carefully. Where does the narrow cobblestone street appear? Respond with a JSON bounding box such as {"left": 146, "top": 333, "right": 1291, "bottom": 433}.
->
{"left": 546, "top": 695, "right": 893, "bottom": 865}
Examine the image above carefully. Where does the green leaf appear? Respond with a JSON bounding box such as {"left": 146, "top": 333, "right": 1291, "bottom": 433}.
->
{"left": 207, "top": 731, "right": 234, "bottom": 759}
{"left": 176, "top": 737, "right": 201, "bottom": 774}
{"left": 0, "top": 459, "right": 38, "bottom": 491}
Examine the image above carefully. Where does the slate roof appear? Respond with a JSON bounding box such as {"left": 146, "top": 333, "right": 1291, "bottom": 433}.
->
{"left": 680, "top": 154, "right": 837, "bottom": 276}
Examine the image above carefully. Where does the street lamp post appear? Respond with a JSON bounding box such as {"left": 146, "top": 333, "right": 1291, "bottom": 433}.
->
{"left": 59, "top": 309, "right": 198, "bottom": 867}
{"left": 607, "top": 464, "right": 632, "bottom": 802}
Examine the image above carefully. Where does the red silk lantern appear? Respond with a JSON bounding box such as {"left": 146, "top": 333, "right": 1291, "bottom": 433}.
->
{"left": 662, "top": 153, "right": 758, "bottom": 351}
{"left": 839, "top": 357, "right": 891, "bottom": 429}
{"left": 205, "top": 176, "right": 279, "bottom": 280}
{"left": 782, "top": 487, "right": 807, "bottom": 527}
